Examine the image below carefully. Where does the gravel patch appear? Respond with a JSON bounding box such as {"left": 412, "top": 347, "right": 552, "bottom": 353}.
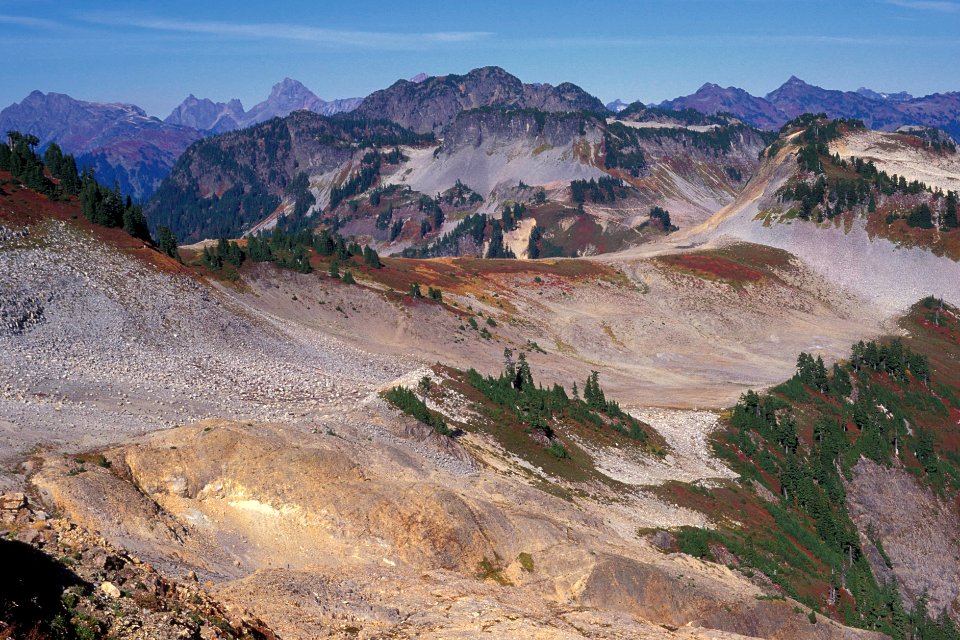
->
{"left": 0, "top": 220, "right": 413, "bottom": 465}
{"left": 578, "top": 408, "right": 737, "bottom": 488}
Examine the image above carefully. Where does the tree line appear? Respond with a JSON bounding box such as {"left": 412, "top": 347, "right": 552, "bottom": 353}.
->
{"left": 1, "top": 131, "right": 179, "bottom": 257}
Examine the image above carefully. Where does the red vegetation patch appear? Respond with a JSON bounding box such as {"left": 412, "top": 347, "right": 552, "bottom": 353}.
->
{"left": 0, "top": 170, "right": 192, "bottom": 278}
{"left": 891, "top": 134, "right": 925, "bottom": 149}
{"left": 917, "top": 316, "right": 960, "bottom": 346}
{"left": 658, "top": 253, "right": 765, "bottom": 284}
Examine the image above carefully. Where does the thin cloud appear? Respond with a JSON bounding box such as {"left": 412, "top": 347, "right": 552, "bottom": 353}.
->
{"left": 0, "top": 14, "right": 63, "bottom": 29}
{"left": 515, "top": 33, "right": 955, "bottom": 49}
{"left": 85, "top": 14, "right": 493, "bottom": 49}
{"left": 886, "top": 0, "right": 960, "bottom": 12}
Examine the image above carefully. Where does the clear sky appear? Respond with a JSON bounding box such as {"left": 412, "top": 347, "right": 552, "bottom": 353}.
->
{"left": 2, "top": 0, "right": 959, "bottom": 117}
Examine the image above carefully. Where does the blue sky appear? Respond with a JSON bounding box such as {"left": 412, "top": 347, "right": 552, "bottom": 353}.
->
{"left": 2, "top": 0, "right": 959, "bottom": 116}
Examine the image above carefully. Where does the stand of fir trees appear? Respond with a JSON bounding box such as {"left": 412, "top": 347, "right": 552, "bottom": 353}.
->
{"left": 1, "top": 131, "right": 153, "bottom": 244}
{"left": 201, "top": 226, "right": 384, "bottom": 278}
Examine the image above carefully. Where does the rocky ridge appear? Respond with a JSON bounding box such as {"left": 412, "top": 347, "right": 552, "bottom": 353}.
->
{"left": 353, "top": 66, "right": 606, "bottom": 134}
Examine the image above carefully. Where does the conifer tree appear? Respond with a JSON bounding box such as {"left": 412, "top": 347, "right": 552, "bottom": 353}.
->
{"left": 363, "top": 245, "right": 383, "bottom": 269}
{"left": 157, "top": 226, "right": 179, "bottom": 261}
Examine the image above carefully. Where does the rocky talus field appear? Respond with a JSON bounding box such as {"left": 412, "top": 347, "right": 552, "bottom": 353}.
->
{"left": 1, "top": 167, "right": 904, "bottom": 639}
{"left": 4, "top": 114, "right": 960, "bottom": 639}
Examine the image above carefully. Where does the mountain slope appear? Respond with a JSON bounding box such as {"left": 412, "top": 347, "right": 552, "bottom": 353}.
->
{"left": 145, "top": 112, "right": 432, "bottom": 242}
{"left": 4, "top": 166, "right": 903, "bottom": 637}
{"left": 353, "top": 66, "right": 606, "bottom": 134}
{"left": 0, "top": 91, "right": 201, "bottom": 199}
{"left": 147, "top": 104, "right": 770, "bottom": 252}
{"left": 672, "top": 117, "right": 960, "bottom": 311}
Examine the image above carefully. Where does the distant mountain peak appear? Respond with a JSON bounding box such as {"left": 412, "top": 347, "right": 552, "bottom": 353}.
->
{"left": 856, "top": 87, "right": 915, "bottom": 103}
{"left": 659, "top": 82, "right": 786, "bottom": 130}
{"left": 268, "top": 77, "right": 319, "bottom": 100}
{"left": 165, "top": 78, "right": 363, "bottom": 134}
{"left": 606, "top": 99, "right": 630, "bottom": 113}
{"left": 410, "top": 72, "right": 429, "bottom": 83}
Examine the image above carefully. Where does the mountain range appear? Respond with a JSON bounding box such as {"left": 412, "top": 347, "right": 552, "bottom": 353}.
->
{"left": 4, "top": 69, "right": 960, "bottom": 202}
{"left": 0, "top": 78, "right": 364, "bottom": 200}
{"left": 7, "top": 94, "right": 960, "bottom": 640}
{"left": 8, "top": 57, "right": 960, "bottom": 640}
{"left": 659, "top": 75, "right": 960, "bottom": 138}
{"left": 164, "top": 77, "right": 363, "bottom": 133}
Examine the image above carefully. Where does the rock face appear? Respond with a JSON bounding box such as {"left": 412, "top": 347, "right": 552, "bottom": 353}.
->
{"left": 846, "top": 458, "right": 960, "bottom": 615}
{"left": 390, "top": 107, "right": 768, "bottom": 227}
{"left": 381, "top": 108, "right": 607, "bottom": 239}
{"left": 0, "top": 490, "right": 278, "bottom": 639}
{"left": 353, "top": 65, "right": 606, "bottom": 134}
{"left": 662, "top": 77, "right": 960, "bottom": 140}
{"left": 31, "top": 420, "right": 884, "bottom": 640}
{"left": 439, "top": 108, "right": 595, "bottom": 155}
{"left": 0, "top": 91, "right": 202, "bottom": 200}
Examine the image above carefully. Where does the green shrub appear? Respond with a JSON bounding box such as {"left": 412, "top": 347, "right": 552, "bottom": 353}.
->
{"left": 517, "top": 552, "right": 535, "bottom": 572}
{"left": 383, "top": 386, "right": 451, "bottom": 435}
{"left": 676, "top": 527, "right": 711, "bottom": 558}
{"left": 545, "top": 441, "right": 569, "bottom": 459}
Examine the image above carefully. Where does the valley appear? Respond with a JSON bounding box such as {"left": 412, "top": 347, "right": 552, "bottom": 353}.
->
{"left": 3, "top": 59, "right": 960, "bottom": 640}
